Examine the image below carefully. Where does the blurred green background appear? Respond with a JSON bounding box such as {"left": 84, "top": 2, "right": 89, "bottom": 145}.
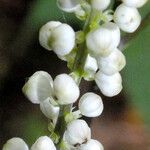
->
{"left": 0, "top": 0, "right": 150, "bottom": 149}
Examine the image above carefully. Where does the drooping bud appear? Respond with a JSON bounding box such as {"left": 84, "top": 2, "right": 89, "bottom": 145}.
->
{"left": 39, "top": 22, "right": 75, "bottom": 58}
{"left": 95, "top": 71, "right": 122, "bottom": 97}
{"left": 31, "top": 136, "right": 56, "bottom": 150}
{"left": 53, "top": 74, "right": 80, "bottom": 105}
{"left": 78, "top": 139, "right": 104, "bottom": 150}
{"left": 40, "top": 97, "right": 60, "bottom": 125}
{"left": 91, "top": 0, "right": 111, "bottom": 11}
{"left": 3, "top": 138, "right": 29, "bottom": 150}
{"left": 22, "top": 71, "right": 54, "bottom": 104}
{"left": 57, "top": 0, "right": 81, "bottom": 13}
{"left": 97, "top": 48, "right": 126, "bottom": 75}
{"left": 122, "top": 0, "right": 148, "bottom": 8}
{"left": 79, "top": 92, "right": 103, "bottom": 117}
{"left": 64, "top": 119, "right": 91, "bottom": 146}
{"left": 114, "top": 4, "right": 141, "bottom": 33}
{"left": 86, "top": 22, "right": 120, "bottom": 57}
{"left": 84, "top": 54, "right": 98, "bottom": 81}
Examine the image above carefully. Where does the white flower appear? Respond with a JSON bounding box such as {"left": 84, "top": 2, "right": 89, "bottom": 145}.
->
{"left": 122, "top": 0, "right": 148, "bottom": 8}
{"left": 31, "top": 136, "right": 56, "bottom": 150}
{"left": 39, "top": 21, "right": 75, "bottom": 57}
{"left": 78, "top": 139, "right": 104, "bottom": 150}
{"left": 22, "top": 71, "right": 54, "bottom": 104}
{"left": 64, "top": 119, "right": 91, "bottom": 146}
{"left": 54, "top": 74, "right": 80, "bottom": 105}
{"left": 86, "top": 22, "right": 120, "bottom": 57}
{"left": 84, "top": 54, "right": 98, "bottom": 81}
{"left": 95, "top": 71, "right": 122, "bottom": 97}
{"left": 40, "top": 97, "right": 60, "bottom": 125}
{"left": 57, "top": 0, "right": 81, "bottom": 13}
{"left": 79, "top": 92, "right": 103, "bottom": 117}
{"left": 39, "top": 21, "right": 61, "bottom": 51}
{"left": 97, "top": 48, "right": 126, "bottom": 75}
{"left": 114, "top": 4, "right": 141, "bottom": 33}
{"left": 91, "top": 0, "right": 111, "bottom": 11}
{"left": 3, "top": 138, "right": 29, "bottom": 150}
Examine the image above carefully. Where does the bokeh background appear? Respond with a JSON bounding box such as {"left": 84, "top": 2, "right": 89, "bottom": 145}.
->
{"left": 0, "top": 0, "right": 150, "bottom": 149}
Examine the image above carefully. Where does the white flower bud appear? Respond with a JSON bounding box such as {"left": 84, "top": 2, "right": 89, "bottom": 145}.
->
{"left": 86, "top": 23, "right": 120, "bottom": 57}
{"left": 64, "top": 119, "right": 91, "bottom": 146}
{"left": 31, "top": 136, "right": 56, "bottom": 150}
{"left": 54, "top": 74, "right": 80, "bottom": 105}
{"left": 79, "top": 92, "right": 103, "bottom": 117}
{"left": 114, "top": 4, "right": 141, "bottom": 33}
{"left": 51, "top": 24, "right": 75, "bottom": 56}
{"left": 57, "top": 0, "right": 81, "bottom": 13}
{"left": 3, "top": 138, "right": 29, "bottom": 150}
{"left": 84, "top": 54, "right": 98, "bottom": 81}
{"left": 122, "top": 0, "right": 148, "bottom": 8}
{"left": 78, "top": 139, "right": 104, "bottom": 150}
{"left": 91, "top": 0, "right": 111, "bottom": 11}
{"left": 40, "top": 97, "right": 60, "bottom": 125}
{"left": 102, "top": 22, "right": 121, "bottom": 49}
{"left": 22, "top": 71, "right": 54, "bottom": 104}
{"left": 39, "top": 21, "right": 62, "bottom": 50}
{"left": 95, "top": 71, "right": 122, "bottom": 97}
{"left": 97, "top": 48, "right": 126, "bottom": 75}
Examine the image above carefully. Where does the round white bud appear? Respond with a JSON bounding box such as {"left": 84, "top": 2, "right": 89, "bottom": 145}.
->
{"left": 97, "top": 48, "right": 126, "bottom": 75}
{"left": 64, "top": 119, "right": 91, "bottom": 146}
{"left": 101, "top": 22, "right": 121, "bottom": 49}
{"left": 78, "top": 139, "right": 104, "bottom": 150}
{"left": 22, "top": 71, "right": 54, "bottom": 104}
{"left": 114, "top": 4, "right": 141, "bottom": 33}
{"left": 79, "top": 92, "right": 103, "bottom": 117}
{"left": 51, "top": 24, "right": 75, "bottom": 56}
{"left": 84, "top": 54, "right": 98, "bottom": 81}
{"left": 39, "top": 21, "right": 62, "bottom": 50}
{"left": 53, "top": 74, "right": 80, "bottom": 105}
{"left": 95, "top": 71, "right": 122, "bottom": 97}
{"left": 40, "top": 97, "right": 60, "bottom": 125}
{"left": 86, "top": 23, "right": 120, "bottom": 57}
{"left": 122, "top": 0, "right": 148, "bottom": 8}
{"left": 57, "top": 0, "right": 81, "bottom": 13}
{"left": 91, "top": 0, "right": 111, "bottom": 11}
{"left": 31, "top": 136, "right": 56, "bottom": 150}
{"left": 3, "top": 138, "right": 29, "bottom": 150}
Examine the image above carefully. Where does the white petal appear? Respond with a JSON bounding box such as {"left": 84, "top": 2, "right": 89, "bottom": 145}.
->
{"left": 114, "top": 4, "right": 141, "bottom": 33}
{"left": 40, "top": 97, "right": 60, "bottom": 125}
{"left": 78, "top": 139, "right": 104, "bottom": 150}
{"left": 57, "top": 0, "right": 81, "bottom": 13}
{"left": 64, "top": 119, "right": 91, "bottom": 146}
{"left": 39, "top": 21, "right": 62, "bottom": 50}
{"left": 3, "top": 138, "right": 29, "bottom": 150}
{"left": 54, "top": 74, "right": 80, "bottom": 105}
{"left": 97, "top": 48, "right": 126, "bottom": 75}
{"left": 86, "top": 27, "right": 115, "bottom": 57}
{"left": 51, "top": 24, "right": 75, "bottom": 56}
{"left": 122, "top": 0, "right": 148, "bottom": 8}
{"left": 22, "top": 71, "right": 54, "bottom": 104}
{"left": 79, "top": 92, "right": 103, "bottom": 117}
{"left": 31, "top": 136, "right": 56, "bottom": 150}
{"left": 91, "top": 0, "right": 111, "bottom": 11}
{"left": 95, "top": 71, "right": 122, "bottom": 97}
{"left": 84, "top": 54, "right": 98, "bottom": 81}
{"left": 101, "top": 22, "right": 121, "bottom": 49}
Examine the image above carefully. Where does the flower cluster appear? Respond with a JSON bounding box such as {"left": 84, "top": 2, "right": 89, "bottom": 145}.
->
{"left": 3, "top": 0, "right": 147, "bottom": 150}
